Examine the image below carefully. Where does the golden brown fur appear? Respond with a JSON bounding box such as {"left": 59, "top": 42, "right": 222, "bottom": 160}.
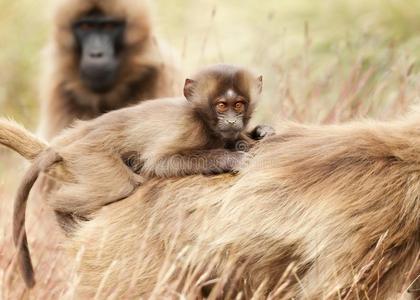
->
{"left": 38, "top": 0, "right": 182, "bottom": 139}
{"left": 66, "top": 108, "right": 420, "bottom": 299}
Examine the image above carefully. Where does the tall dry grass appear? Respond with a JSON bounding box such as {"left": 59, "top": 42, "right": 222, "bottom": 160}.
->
{"left": 0, "top": 0, "right": 419, "bottom": 298}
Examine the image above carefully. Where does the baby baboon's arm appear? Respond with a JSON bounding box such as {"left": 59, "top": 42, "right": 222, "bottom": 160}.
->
{"left": 144, "top": 149, "right": 246, "bottom": 178}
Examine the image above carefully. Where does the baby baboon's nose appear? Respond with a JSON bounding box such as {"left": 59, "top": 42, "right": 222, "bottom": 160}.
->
{"left": 227, "top": 120, "right": 236, "bottom": 125}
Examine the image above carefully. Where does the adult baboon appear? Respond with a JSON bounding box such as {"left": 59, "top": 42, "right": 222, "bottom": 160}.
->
{"left": 66, "top": 108, "right": 420, "bottom": 299}
{"left": 38, "top": 0, "right": 182, "bottom": 139}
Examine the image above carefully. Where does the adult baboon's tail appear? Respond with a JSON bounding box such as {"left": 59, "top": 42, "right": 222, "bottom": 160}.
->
{"left": 0, "top": 118, "right": 47, "bottom": 160}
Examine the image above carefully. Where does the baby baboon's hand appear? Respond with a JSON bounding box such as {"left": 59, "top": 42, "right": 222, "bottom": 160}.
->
{"left": 210, "top": 151, "right": 251, "bottom": 175}
{"left": 251, "top": 125, "right": 276, "bottom": 140}
{"left": 229, "top": 151, "right": 253, "bottom": 174}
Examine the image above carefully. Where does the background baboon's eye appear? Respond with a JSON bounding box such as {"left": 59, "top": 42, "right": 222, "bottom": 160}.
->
{"left": 79, "top": 23, "right": 94, "bottom": 30}
{"left": 103, "top": 23, "right": 115, "bottom": 30}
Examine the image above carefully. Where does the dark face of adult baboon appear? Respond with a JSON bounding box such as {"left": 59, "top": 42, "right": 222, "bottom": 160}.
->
{"left": 39, "top": 0, "right": 181, "bottom": 139}
{"left": 72, "top": 10, "right": 126, "bottom": 93}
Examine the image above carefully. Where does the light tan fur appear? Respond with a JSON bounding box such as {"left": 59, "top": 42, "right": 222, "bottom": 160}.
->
{"left": 0, "top": 119, "right": 47, "bottom": 160}
{"left": 38, "top": 0, "right": 182, "bottom": 140}
{"left": 66, "top": 108, "right": 420, "bottom": 299}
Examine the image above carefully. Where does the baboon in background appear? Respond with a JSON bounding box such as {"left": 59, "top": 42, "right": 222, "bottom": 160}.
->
{"left": 66, "top": 108, "right": 420, "bottom": 299}
{"left": 38, "top": 0, "right": 182, "bottom": 139}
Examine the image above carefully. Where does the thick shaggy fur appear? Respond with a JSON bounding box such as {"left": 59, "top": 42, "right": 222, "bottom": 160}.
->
{"left": 67, "top": 109, "right": 420, "bottom": 299}
{"left": 38, "top": 0, "right": 182, "bottom": 139}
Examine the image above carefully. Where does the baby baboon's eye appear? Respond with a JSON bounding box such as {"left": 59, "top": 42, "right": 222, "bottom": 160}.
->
{"left": 216, "top": 102, "right": 228, "bottom": 113}
{"left": 233, "top": 101, "right": 245, "bottom": 113}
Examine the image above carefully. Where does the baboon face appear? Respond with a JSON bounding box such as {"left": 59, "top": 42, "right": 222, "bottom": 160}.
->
{"left": 184, "top": 65, "right": 263, "bottom": 141}
{"left": 72, "top": 10, "right": 125, "bottom": 93}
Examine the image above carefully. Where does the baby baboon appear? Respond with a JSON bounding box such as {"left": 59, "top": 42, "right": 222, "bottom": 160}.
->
{"left": 39, "top": 0, "right": 182, "bottom": 139}
{"left": 3, "top": 64, "right": 272, "bottom": 287}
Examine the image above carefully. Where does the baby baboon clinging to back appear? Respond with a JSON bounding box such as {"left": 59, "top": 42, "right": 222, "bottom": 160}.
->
{"left": 4, "top": 64, "right": 272, "bottom": 287}
{"left": 39, "top": 0, "right": 182, "bottom": 139}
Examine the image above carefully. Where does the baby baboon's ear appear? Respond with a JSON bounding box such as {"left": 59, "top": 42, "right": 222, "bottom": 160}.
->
{"left": 256, "top": 75, "right": 263, "bottom": 94}
{"left": 183, "top": 79, "right": 196, "bottom": 101}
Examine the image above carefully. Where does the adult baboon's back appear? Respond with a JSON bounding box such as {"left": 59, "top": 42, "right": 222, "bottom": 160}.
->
{"left": 67, "top": 111, "right": 420, "bottom": 299}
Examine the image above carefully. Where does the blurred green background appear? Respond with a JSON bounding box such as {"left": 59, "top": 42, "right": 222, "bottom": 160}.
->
{"left": 0, "top": 0, "right": 419, "bottom": 129}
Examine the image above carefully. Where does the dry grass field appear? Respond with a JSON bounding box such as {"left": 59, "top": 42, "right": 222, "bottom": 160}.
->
{"left": 0, "top": 0, "right": 419, "bottom": 298}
